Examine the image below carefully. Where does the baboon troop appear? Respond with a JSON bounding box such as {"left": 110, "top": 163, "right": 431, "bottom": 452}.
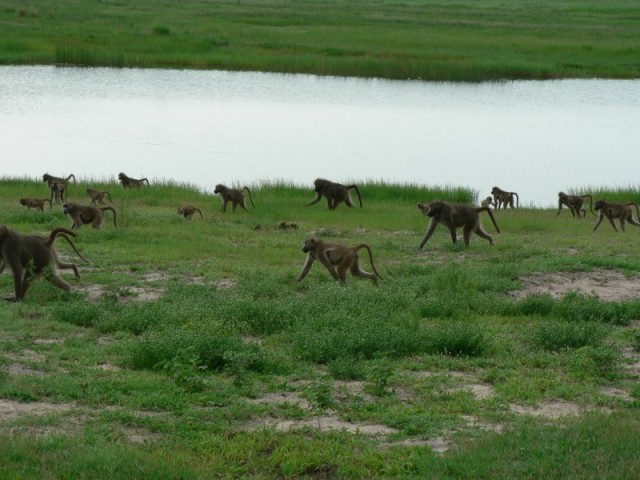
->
{"left": 297, "top": 237, "right": 382, "bottom": 284}
{"left": 20, "top": 198, "right": 51, "bottom": 211}
{"left": 119, "top": 172, "right": 149, "bottom": 189}
{"left": 491, "top": 186, "right": 519, "bottom": 209}
{"left": 307, "top": 178, "right": 363, "bottom": 210}
{"left": 63, "top": 203, "right": 118, "bottom": 231}
{"left": 87, "top": 188, "right": 114, "bottom": 206}
{"left": 214, "top": 184, "right": 254, "bottom": 212}
{"left": 177, "top": 205, "right": 203, "bottom": 219}
{"left": 593, "top": 200, "right": 640, "bottom": 232}
{"left": 557, "top": 192, "right": 593, "bottom": 218}
{"left": 0, "top": 226, "right": 87, "bottom": 301}
{"left": 417, "top": 201, "right": 500, "bottom": 249}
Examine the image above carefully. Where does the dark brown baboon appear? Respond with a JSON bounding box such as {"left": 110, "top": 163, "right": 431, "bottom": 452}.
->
{"left": 0, "top": 226, "right": 88, "bottom": 301}
{"left": 19, "top": 198, "right": 51, "bottom": 212}
{"left": 63, "top": 203, "right": 117, "bottom": 231}
{"left": 87, "top": 188, "right": 114, "bottom": 206}
{"left": 297, "top": 237, "right": 382, "bottom": 284}
{"left": 118, "top": 172, "right": 149, "bottom": 188}
{"left": 306, "top": 178, "right": 363, "bottom": 210}
{"left": 557, "top": 192, "right": 594, "bottom": 218}
{"left": 177, "top": 205, "right": 203, "bottom": 219}
{"left": 417, "top": 200, "right": 500, "bottom": 249}
{"left": 491, "top": 186, "right": 519, "bottom": 209}
{"left": 480, "top": 196, "right": 495, "bottom": 208}
{"left": 43, "top": 174, "right": 75, "bottom": 203}
{"left": 593, "top": 200, "right": 640, "bottom": 232}
{"left": 214, "top": 184, "right": 254, "bottom": 212}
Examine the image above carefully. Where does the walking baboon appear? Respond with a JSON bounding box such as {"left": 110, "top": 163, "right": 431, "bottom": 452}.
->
{"left": 306, "top": 178, "right": 363, "bottom": 210}
{"left": 214, "top": 184, "right": 254, "bottom": 212}
{"left": 593, "top": 200, "right": 640, "bottom": 232}
{"left": 297, "top": 237, "right": 382, "bottom": 284}
{"left": 480, "top": 196, "right": 495, "bottom": 208}
{"left": 19, "top": 198, "right": 51, "bottom": 212}
{"left": 87, "top": 188, "right": 114, "bottom": 206}
{"left": 418, "top": 201, "right": 500, "bottom": 249}
{"left": 177, "top": 205, "right": 203, "bottom": 219}
{"left": 118, "top": 172, "right": 149, "bottom": 188}
{"left": 63, "top": 203, "right": 117, "bottom": 231}
{"left": 491, "top": 186, "right": 519, "bottom": 209}
{"left": 557, "top": 192, "right": 594, "bottom": 218}
{"left": 0, "top": 226, "right": 88, "bottom": 301}
{"left": 43, "top": 174, "right": 75, "bottom": 203}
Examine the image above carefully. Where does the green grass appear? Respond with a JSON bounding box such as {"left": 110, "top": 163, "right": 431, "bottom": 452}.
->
{"left": 1, "top": 178, "right": 640, "bottom": 477}
{"left": 0, "top": 1, "right": 639, "bottom": 81}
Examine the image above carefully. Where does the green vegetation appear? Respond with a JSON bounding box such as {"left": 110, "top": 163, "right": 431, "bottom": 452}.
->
{"left": 0, "top": 0, "right": 639, "bottom": 81}
{"left": 1, "top": 178, "right": 640, "bottom": 478}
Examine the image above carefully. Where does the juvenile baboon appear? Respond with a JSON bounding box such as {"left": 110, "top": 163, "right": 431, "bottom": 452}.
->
{"left": 417, "top": 200, "right": 501, "bottom": 249}
{"left": 297, "top": 237, "right": 382, "bottom": 284}
{"left": 63, "top": 203, "right": 117, "bottom": 231}
{"left": 118, "top": 172, "right": 149, "bottom": 189}
{"left": 593, "top": 200, "right": 640, "bottom": 232}
{"left": 491, "top": 186, "right": 519, "bottom": 209}
{"left": 306, "top": 178, "right": 363, "bottom": 210}
{"left": 557, "top": 192, "right": 594, "bottom": 218}
{"left": 0, "top": 226, "right": 88, "bottom": 301}
{"left": 480, "top": 196, "right": 495, "bottom": 208}
{"left": 43, "top": 174, "right": 75, "bottom": 203}
{"left": 87, "top": 188, "right": 114, "bottom": 206}
{"left": 19, "top": 198, "right": 51, "bottom": 212}
{"left": 214, "top": 184, "right": 254, "bottom": 212}
{"left": 177, "top": 205, "right": 203, "bottom": 219}
{"left": 277, "top": 221, "right": 298, "bottom": 230}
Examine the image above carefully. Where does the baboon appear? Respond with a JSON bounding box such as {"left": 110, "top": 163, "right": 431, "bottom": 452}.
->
{"left": 63, "top": 203, "right": 117, "bottom": 231}
{"left": 214, "top": 184, "right": 254, "bottom": 212}
{"left": 0, "top": 225, "right": 88, "bottom": 301}
{"left": 118, "top": 172, "right": 149, "bottom": 189}
{"left": 557, "top": 192, "right": 594, "bottom": 218}
{"left": 480, "top": 196, "right": 495, "bottom": 208}
{"left": 491, "top": 186, "right": 519, "bottom": 209}
{"left": 297, "top": 237, "right": 382, "bottom": 284}
{"left": 277, "top": 221, "right": 298, "bottom": 230}
{"left": 306, "top": 178, "right": 363, "bottom": 210}
{"left": 593, "top": 200, "right": 640, "bottom": 232}
{"left": 177, "top": 205, "right": 203, "bottom": 219}
{"left": 417, "top": 200, "right": 500, "bottom": 249}
{"left": 43, "top": 174, "right": 75, "bottom": 203}
{"left": 19, "top": 198, "right": 51, "bottom": 212}
{"left": 87, "top": 188, "right": 114, "bottom": 206}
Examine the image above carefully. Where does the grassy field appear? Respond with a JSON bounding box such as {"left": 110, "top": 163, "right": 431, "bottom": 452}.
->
{"left": 0, "top": 0, "right": 639, "bottom": 81}
{"left": 1, "top": 178, "right": 640, "bottom": 478}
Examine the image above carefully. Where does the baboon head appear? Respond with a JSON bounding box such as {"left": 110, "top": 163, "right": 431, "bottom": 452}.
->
{"left": 213, "top": 184, "right": 224, "bottom": 194}
{"left": 118, "top": 172, "right": 126, "bottom": 180}
{"left": 302, "top": 237, "right": 320, "bottom": 253}
{"left": 19, "top": 199, "right": 27, "bottom": 206}
{"left": 62, "top": 203, "right": 74, "bottom": 214}
{"left": 313, "top": 178, "right": 326, "bottom": 192}
{"left": 423, "top": 201, "right": 445, "bottom": 218}
{"left": 491, "top": 186, "right": 500, "bottom": 195}
{"left": 594, "top": 200, "right": 605, "bottom": 211}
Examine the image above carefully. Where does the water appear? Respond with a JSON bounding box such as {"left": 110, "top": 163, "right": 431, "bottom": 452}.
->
{"left": 1, "top": 66, "right": 638, "bottom": 207}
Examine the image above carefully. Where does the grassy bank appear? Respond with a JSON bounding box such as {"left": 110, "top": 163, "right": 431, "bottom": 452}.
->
{"left": 0, "top": 178, "right": 640, "bottom": 477}
{"left": 0, "top": 1, "right": 639, "bottom": 81}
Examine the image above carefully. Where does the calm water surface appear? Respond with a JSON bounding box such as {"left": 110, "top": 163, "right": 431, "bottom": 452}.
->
{"left": 1, "top": 66, "right": 638, "bottom": 206}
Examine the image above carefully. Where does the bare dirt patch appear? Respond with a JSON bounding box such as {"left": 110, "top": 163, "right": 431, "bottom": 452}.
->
{"left": 511, "top": 270, "right": 640, "bottom": 301}
{"left": 80, "top": 284, "right": 165, "bottom": 303}
{"left": 451, "top": 383, "right": 495, "bottom": 400}
{"left": 0, "top": 399, "right": 75, "bottom": 422}
{"left": 509, "top": 400, "right": 605, "bottom": 419}
{"left": 214, "top": 278, "right": 236, "bottom": 289}
{"left": 247, "top": 392, "right": 311, "bottom": 410}
{"left": 600, "top": 386, "right": 633, "bottom": 402}
{"left": 246, "top": 414, "right": 398, "bottom": 436}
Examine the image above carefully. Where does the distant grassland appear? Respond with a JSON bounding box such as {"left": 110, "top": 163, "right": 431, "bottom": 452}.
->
{"left": 0, "top": 0, "right": 639, "bottom": 81}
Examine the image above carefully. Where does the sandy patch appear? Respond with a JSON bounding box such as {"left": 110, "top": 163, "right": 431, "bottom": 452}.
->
{"left": 5, "top": 349, "right": 46, "bottom": 363}
{"left": 511, "top": 270, "right": 640, "bottom": 301}
{"left": 33, "top": 338, "right": 62, "bottom": 345}
{"left": 460, "top": 415, "right": 504, "bottom": 433}
{"left": 451, "top": 383, "right": 495, "bottom": 400}
{"left": 246, "top": 414, "right": 397, "bottom": 436}
{"left": 0, "top": 399, "right": 75, "bottom": 422}
{"left": 247, "top": 392, "right": 311, "bottom": 410}
{"left": 8, "top": 364, "right": 45, "bottom": 376}
{"left": 140, "top": 272, "right": 170, "bottom": 282}
{"left": 622, "top": 347, "right": 640, "bottom": 377}
{"left": 509, "top": 400, "right": 591, "bottom": 419}
{"left": 80, "top": 284, "right": 165, "bottom": 303}
{"left": 381, "top": 437, "right": 451, "bottom": 453}
{"left": 600, "top": 386, "right": 633, "bottom": 401}
{"left": 214, "top": 278, "right": 236, "bottom": 289}
{"left": 92, "top": 363, "right": 121, "bottom": 372}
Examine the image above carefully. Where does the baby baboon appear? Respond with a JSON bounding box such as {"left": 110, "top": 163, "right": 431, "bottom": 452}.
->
{"left": 593, "top": 200, "right": 640, "bottom": 232}
{"left": 480, "top": 196, "right": 495, "bottom": 208}
{"left": 417, "top": 200, "right": 500, "bottom": 249}
{"left": 43, "top": 174, "right": 75, "bottom": 203}
{"left": 557, "top": 192, "right": 594, "bottom": 218}
{"left": 118, "top": 172, "right": 149, "bottom": 189}
{"left": 87, "top": 188, "right": 114, "bottom": 206}
{"left": 19, "top": 198, "right": 51, "bottom": 212}
{"left": 297, "top": 237, "right": 382, "bottom": 284}
{"left": 306, "top": 178, "right": 363, "bottom": 210}
{"left": 63, "top": 203, "right": 117, "bottom": 231}
{"left": 491, "top": 186, "right": 519, "bottom": 209}
{"left": 0, "top": 225, "right": 88, "bottom": 301}
{"left": 214, "top": 184, "right": 254, "bottom": 212}
{"left": 277, "top": 221, "right": 298, "bottom": 230}
{"left": 177, "top": 205, "right": 203, "bottom": 219}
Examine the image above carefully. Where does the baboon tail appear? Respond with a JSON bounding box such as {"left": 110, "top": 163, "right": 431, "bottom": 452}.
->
{"left": 513, "top": 192, "right": 519, "bottom": 207}
{"left": 196, "top": 208, "right": 203, "bottom": 219}
{"left": 46, "top": 227, "right": 77, "bottom": 248}
{"left": 348, "top": 185, "right": 363, "bottom": 208}
{"left": 352, "top": 244, "right": 382, "bottom": 280}
{"left": 244, "top": 187, "right": 255, "bottom": 208}
{"left": 143, "top": 178, "right": 149, "bottom": 186}
{"left": 56, "top": 234, "right": 90, "bottom": 263}
{"left": 582, "top": 195, "right": 595, "bottom": 216}
{"left": 105, "top": 192, "right": 114, "bottom": 205}
{"left": 629, "top": 202, "right": 640, "bottom": 219}
{"left": 485, "top": 207, "right": 501, "bottom": 233}
{"left": 102, "top": 207, "right": 118, "bottom": 228}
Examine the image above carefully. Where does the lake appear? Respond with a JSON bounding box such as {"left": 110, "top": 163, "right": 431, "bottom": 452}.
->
{"left": 1, "top": 66, "right": 638, "bottom": 207}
